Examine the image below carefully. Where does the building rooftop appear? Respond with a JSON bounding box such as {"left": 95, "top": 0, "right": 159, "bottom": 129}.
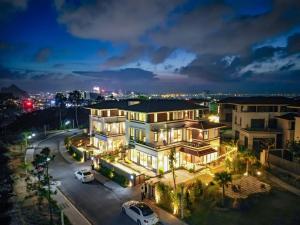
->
{"left": 218, "top": 96, "right": 295, "bottom": 105}
{"left": 125, "top": 99, "right": 208, "bottom": 113}
{"left": 276, "top": 113, "right": 298, "bottom": 120}
{"left": 87, "top": 99, "right": 208, "bottom": 112}
{"left": 86, "top": 99, "right": 136, "bottom": 110}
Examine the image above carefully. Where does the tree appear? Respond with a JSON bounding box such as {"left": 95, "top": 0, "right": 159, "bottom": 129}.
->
{"left": 169, "top": 147, "right": 177, "bottom": 191}
{"left": 27, "top": 147, "right": 56, "bottom": 225}
{"left": 240, "top": 149, "right": 257, "bottom": 175}
{"left": 214, "top": 171, "right": 232, "bottom": 207}
{"left": 55, "top": 93, "right": 67, "bottom": 128}
{"left": 68, "top": 90, "right": 82, "bottom": 128}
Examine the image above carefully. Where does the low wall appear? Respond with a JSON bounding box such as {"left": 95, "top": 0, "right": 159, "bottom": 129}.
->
{"left": 99, "top": 159, "right": 145, "bottom": 186}
{"left": 269, "top": 153, "right": 300, "bottom": 175}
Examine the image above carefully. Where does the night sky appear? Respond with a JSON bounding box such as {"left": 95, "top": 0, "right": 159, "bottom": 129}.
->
{"left": 0, "top": 0, "right": 300, "bottom": 93}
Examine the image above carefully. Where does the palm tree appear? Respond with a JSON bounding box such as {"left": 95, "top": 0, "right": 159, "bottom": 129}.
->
{"left": 214, "top": 171, "right": 232, "bottom": 207}
{"left": 55, "top": 93, "right": 66, "bottom": 128}
{"left": 240, "top": 149, "right": 257, "bottom": 175}
{"left": 169, "top": 147, "right": 177, "bottom": 191}
{"left": 68, "top": 90, "right": 82, "bottom": 128}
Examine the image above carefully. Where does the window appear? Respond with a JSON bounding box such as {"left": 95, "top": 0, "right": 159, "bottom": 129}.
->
{"left": 130, "top": 128, "right": 134, "bottom": 139}
{"left": 154, "top": 113, "right": 157, "bottom": 122}
{"left": 154, "top": 132, "right": 158, "bottom": 142}
{"left": 196, "top": 110, "right": 199, "bottom": 118}
{"left": 203, "top": 131, "right": 208, "bottom": 140}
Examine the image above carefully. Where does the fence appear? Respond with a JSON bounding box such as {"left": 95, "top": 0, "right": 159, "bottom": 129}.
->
{"left": 268, "top": 152, "right": 300, "bottom": 175}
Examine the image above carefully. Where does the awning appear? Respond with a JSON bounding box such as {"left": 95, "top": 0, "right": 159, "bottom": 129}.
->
{"left": 180, "top": 147, "right": 217, "bottom": 157}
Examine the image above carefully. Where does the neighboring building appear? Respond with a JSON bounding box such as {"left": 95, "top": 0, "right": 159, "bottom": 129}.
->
{"left": 218, "top": 96, "right": 299, "bottom": 153}
{"left": 87, "top": 99, "right": 224, "bottom": 173}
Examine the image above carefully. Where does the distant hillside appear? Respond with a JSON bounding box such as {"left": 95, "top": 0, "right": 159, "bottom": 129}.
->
{"left": 0, "top": 84, "right": 29, "bottom": 98}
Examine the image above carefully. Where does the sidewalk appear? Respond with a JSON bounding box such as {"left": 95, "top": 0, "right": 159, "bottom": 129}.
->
{"left": 144, "top": 199, "right": 188, "bottom": 225}
{"left": 54, "top": 189, "right": 92, "bottom": 225}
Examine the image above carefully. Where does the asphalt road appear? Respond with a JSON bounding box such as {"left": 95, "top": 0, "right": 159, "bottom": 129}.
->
{"left": 36, "top": 131, "right": 136, "bottom": 225}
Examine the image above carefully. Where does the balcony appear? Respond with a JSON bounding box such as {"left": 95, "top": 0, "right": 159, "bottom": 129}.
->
{"left": 95, "top": 131, "right": 125, "bottom": 138}
{"left": 129, "top": 139, "right": 210, "bottom": 151}
{"left": 241, "top": 127, "right": 282, "bottom": 133}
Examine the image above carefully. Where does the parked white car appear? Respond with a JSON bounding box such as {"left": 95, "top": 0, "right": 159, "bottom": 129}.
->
{"left": 74, "top": 169, "right": 94, "bottom": 183}
{"left": 122, "top": 201, "right": 159, "bottom": 225}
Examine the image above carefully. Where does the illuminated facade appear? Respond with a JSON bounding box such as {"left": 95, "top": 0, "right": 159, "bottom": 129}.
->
{"left": 88, "top": 99, "right": 224, "bottom": 174}
{"left": 219, "top": 97, "right": 300, "bottom": 153}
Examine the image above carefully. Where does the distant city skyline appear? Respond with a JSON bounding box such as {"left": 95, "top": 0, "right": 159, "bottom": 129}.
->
{"left": 0, "top": 0, "right": 300, "bottom": 93}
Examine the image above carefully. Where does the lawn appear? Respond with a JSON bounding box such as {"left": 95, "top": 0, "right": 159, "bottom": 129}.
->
{"left": 185, "top": 187, "right": 300, "bottom": 225}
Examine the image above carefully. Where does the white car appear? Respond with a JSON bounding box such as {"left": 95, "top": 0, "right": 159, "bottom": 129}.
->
{"left": 74, "top": 169, "right": 94, "bottom": 183}
{"left": 122, "top": 201, "right": 159, "bottom": 225}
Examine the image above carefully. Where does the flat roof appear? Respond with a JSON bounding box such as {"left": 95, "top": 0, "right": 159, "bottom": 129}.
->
{"left": 87, "top": 99, "right": 208, "bottom": 112}
{"left": 218, "top": 96, "right": 295, "bottom": 105}
{"left": 125, "top": 99, "right": 208, "bottom": 113}
{"left": 276, "top": 113, "right": 298, "bottom": 121}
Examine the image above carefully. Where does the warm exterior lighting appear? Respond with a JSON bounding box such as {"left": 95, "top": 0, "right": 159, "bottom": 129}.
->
{"left": 244, "top": 172, "right": 248, "bottom": 176}
{"left": 208, "top": 115, "right": 220, "bottom": 123}
{"left": 155, "top": 187, "right": 160, "bottom": 204}
{"left": 256, "top": 171, "right": 261, "bottom": 176}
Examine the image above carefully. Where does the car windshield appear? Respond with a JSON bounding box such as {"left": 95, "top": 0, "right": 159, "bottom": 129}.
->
{"left": 136, "top": 203, "right": 153, "bottom": 216}
{"left": 83, "top": 171, "right": 92, "bottom": 176}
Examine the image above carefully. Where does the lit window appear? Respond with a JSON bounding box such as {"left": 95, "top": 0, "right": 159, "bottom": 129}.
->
{"left": 154, "top": 132, "right": 158, "bottom": 142}
{"left": 154, "top": 113, "right": 157, "bottom": 122}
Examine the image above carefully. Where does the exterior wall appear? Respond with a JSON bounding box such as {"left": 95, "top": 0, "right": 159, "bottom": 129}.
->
{"left": 295, "top": 117, "right": 300, "bottom": 142}
{"left": 231, "top": 104, "right": 294, "bottom": 150}
{"left": 277, "top": 119, "right": 295, "bottom": 147}
{"left": 239, "top": 129, "right": 277, "bottom": 150}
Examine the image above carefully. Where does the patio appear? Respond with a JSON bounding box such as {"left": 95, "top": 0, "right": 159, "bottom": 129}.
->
{"left": 225, "top": 175, "right": 271, "bottom": 199}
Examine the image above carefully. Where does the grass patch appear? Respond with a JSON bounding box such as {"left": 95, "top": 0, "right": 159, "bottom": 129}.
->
{"left": 185, "top": 187, "right": 300, "bottom": 225}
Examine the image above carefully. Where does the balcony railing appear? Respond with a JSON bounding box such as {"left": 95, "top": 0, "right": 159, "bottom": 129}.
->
{"left": 129, "top": 139, "right": 209, "bottom": 151}
{"left": 95, "top": 131, "right": 125, "bottom": 137}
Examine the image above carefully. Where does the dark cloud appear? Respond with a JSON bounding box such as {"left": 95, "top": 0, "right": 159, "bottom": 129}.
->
{"left": 0, "top": 65, "right": 29, "bottom": 80}
{"left": 56, "top": 0, "right": 182, "bottom": 43}
{"left": 153, "top": 0, "right": 300, "bottom": 55}
{"left": 33, "top": 47, "right": 52, "bottom": 63}
{"left": 279, "top": 63, "right": 295, "bottom": 71}
{"left": 180, "top": 54, "right": 242, "bottom": 82}
{"left": 102, "top": 45, "right": 148, "bottom": 68}
{"left": 252, "top": 46, "right": 284, "bottom": 61}
{"left": 150, "top": 47, "right": 173, "bottom": 64}
{"left": 74, "top": 68, "right": 157, "bottom": 81}
{"left": 0, "top": 0, "right": 28, "bottom": 22}
{"left": 287, "top": 33, "right": 300, "bottom": 54}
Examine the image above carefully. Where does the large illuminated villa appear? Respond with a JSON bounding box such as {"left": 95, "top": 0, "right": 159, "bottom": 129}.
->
{"left": 87, "top": 99, "right": 224, "bottom": 174}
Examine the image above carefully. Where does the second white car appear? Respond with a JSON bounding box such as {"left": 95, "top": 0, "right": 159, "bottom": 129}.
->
{"left": 74, "top": 169, "right": 94, "bottom": 183}
{"left": 122, "top": 201, "right": 159, "bottom": 225}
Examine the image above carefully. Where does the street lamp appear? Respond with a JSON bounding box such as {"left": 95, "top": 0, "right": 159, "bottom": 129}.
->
{"left": 32, "top": 133, "right": 36, "bottom": 137}
{"left": 65, "top": 120, "right": 70, "bottom": 125}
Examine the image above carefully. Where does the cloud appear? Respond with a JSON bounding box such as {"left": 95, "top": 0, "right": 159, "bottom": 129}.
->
{"left": 0, "top": 65, "right": 29, "bottom": 80}
{"left": 152, "top": 0, "right": 300, "bottom": 55}
{"left": 0, "top": 0, "right": 28, "bottom": 22}
{"left": 33, "top": 47, "right": 52, "bottom": 63}
{"left": 180, "top": 54, "right": 242, "bottom": 82}
{"left": 102, "top": 45, "right": 148, "bottom": 68}
{"left": 287, "top": 33, "right": 300, "bottom": 54}
{"left": 56, "top": 0, "right": 182, "bottom": 43}
{"left": 150, "top": 47, "right": 173, "bottom": 64}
